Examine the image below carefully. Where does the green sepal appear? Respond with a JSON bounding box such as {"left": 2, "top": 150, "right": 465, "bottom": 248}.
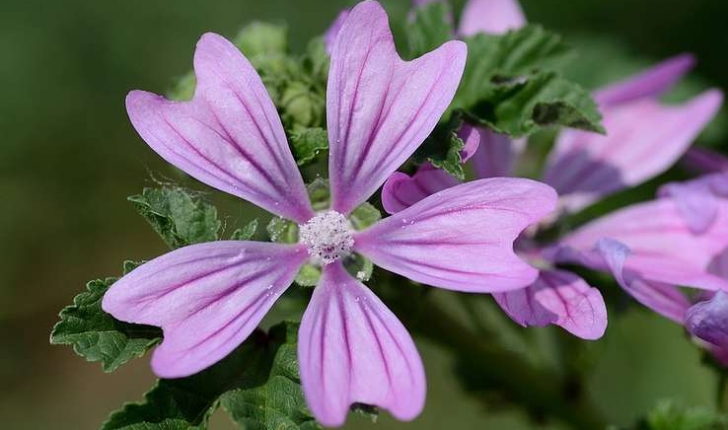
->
{"left": 50, "top": 261, "right": 162, "bottom": 373}
{"left": 344, "top": 253, "right": 374, "bottom": 283}
{"left": 267, "top": 217, "right": 299, "bottom": 244}
{"left": 230, "top": 219, "right": 259, "bottom": 241}
{"left": 307, "top": 178, "right": 331, "bottom": 211}
{"left": 349, "top": 202, "right": 382, "bottom": 231}
{"left": 128, "top": 186, "right": 221, "bottom": 250}
{"left": 290, "top": 127, "right": 328, "bottom": 166}
{"left": 294, "top": 264, "right": 321, "bottom": 287}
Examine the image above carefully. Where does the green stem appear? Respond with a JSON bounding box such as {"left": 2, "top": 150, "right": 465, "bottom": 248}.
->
{"left": 457, "top": 294, "right": 493, "bottom": 337}
{"left": 717, "top": 372, "right": 728, "bottom": 413}
{"left": 389, "top": 288, "right": 608, "bottom": 430}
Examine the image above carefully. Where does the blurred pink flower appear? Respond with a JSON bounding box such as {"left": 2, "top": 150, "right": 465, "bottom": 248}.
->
{"left": 382, "top": 0, "right": 723, "bottom": 341}
{"left": 102, "top": 1, "right": 559, "bottom": 425}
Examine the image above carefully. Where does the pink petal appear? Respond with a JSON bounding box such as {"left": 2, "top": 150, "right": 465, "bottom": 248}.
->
{"left": 493, "top": 269, "right": 607, "bottom": 339}
{"left": 682, "top": 147, "right": 728, "bottom": 174}
{"left": 380, "top": 123, "right": 493, "bottom": 215}
{"left": 544, "top": 89, "right": 723, "bottom": 213}
{"left": 355, "top": 178, "right": 557, "bottom": 292}
{"left": 458, "top": 123, "right": 483, "bottom": 162}
{"left": 593, "top": 54, "right": 695, "bottom": 107}
{"left": 102, "top": 241, "right": 307, "bottom": 378}
{"left": 381, "top": 164, "right": 460, "bottom": 214}
{"left": 298, "top": 262, "right": 425, "bottom": 427}
{"left": 709, "top": 247, "right": 728, "bottom": 278}
{"left": 658, "top": 173, "right": 728, "bottom": 234}
{"left": 324, "top": 10, "right": 350, "bottom": 55}
{"left": 468, "top": 125, "right": 525, "bottom": 178}
{"left": 593, "top": 238, "right": 691, "bottom": 323}
{"left": 326, "top": 1, "right": 467, "bottom": 215}
{"left": 458, "top": 0, "right": 527, "bottom": 36}
{"left": 558, "top": 199, "right": 728, "bottom": 292}
{"left": 126, "top": 33, "right": 314, "bottom": 223}
{"left": 686, "top": 291, "right": 728, "bottom": 347}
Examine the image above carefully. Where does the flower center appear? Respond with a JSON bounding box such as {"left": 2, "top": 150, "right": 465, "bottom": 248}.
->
{"left": 298, "top": 210, "right": 355, "bottom": 265}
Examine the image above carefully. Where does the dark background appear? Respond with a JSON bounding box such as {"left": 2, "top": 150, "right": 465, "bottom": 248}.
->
{"left": 2, "top": 0, "right": 726, "bottom": 428}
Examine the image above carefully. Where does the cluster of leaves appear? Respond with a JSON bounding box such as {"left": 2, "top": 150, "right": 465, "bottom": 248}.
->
{"left": 51, "top": 186, "right": 318, "bottom": 429}
{"left": 102, "top": 323, "right": 318, "bottom": 430}
{"left": 50, "top": 260, "right": 162, "bottom": 372}
{"left": 406, "top": 2, "right": 603, "bottom": 179}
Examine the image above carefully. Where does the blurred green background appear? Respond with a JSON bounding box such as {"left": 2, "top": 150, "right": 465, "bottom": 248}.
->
{"left": 2, "top": 0, "right": 727, "bottom": 428}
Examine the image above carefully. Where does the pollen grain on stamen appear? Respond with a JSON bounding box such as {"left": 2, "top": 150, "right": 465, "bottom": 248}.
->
{"left": 299, "top": 210, "right": 355, "bottom": 265}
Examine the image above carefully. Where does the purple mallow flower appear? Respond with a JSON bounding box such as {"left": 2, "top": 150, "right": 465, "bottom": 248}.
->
{"left": 382, "top": 0, "right": 724, "bottom": 341}
{"left": 102, "top": 1, "right": 559, "bottom": 426}
{"left": 649, "top": 149, "right": 728, "bottom": 363}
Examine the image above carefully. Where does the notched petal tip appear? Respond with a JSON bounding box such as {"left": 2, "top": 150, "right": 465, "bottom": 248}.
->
{"left": 357, "top": 178, "right": 558, "bottom": 293}
{"left": 495, "top": 270, "right": 608, "bottom": 340}
{"left": 299, "top": 263, "right": 426, "bottom": 426}
{"left": 126, "top": 31, "right": 314, "bottom": 223}
{"left": 102, "top": 241, "right": 307, "bottom": 379}
{"left": 327, "top": 0, "right": 467, "bottom": 214}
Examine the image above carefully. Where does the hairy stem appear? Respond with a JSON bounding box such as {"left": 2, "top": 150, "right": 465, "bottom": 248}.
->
{"left": 717, "top": 372, "right": 728, "bottom": 413}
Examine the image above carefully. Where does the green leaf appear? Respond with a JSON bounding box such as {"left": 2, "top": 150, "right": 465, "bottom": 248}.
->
{"left": 413, "top": 116, "right": 466, "bottom": 180}
{"left": 290, "top": 127, "right": 328, "bottom": 166}
{"left": 349, "top": 202, "right": 382, "bottom": 230}
{"left": 294, "top": 264, "right": 321, "bottom": 287}
{"left": 230, "top": 219, "right": 259, "bottom": 241}
{"left": 343, "top": 253, "right": 374, "bottom": 283}
{"left": 234, "top": 22, "right": 288, "bottom": 58}
{"left": 468, "top": 72, "right": 604, "bottom": 136}
{"left": 50, "top": 261, "right": 162, "bottom": 373}
{"left": 128, "top": 186, "right": 221, "bottom": 249}
{"left": 102, "top": 323, "right": 320, "bottom": 430}
{"left": 407, "top": 1, "right": 454, "bottom": 58}
{"left": 455, "top": 26, "right": 573, "bottom": 109}
{"left": 450, "top": 26, "right": 602, "bottom": 136}
{"left": 306, "top": 178, "right": 331, "bottom": 212}
{"left": 220, "top": 324, "right": 321, "bottom": 430}
{"left": 267, "top": 216, "right": 299, "bottom": 244}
